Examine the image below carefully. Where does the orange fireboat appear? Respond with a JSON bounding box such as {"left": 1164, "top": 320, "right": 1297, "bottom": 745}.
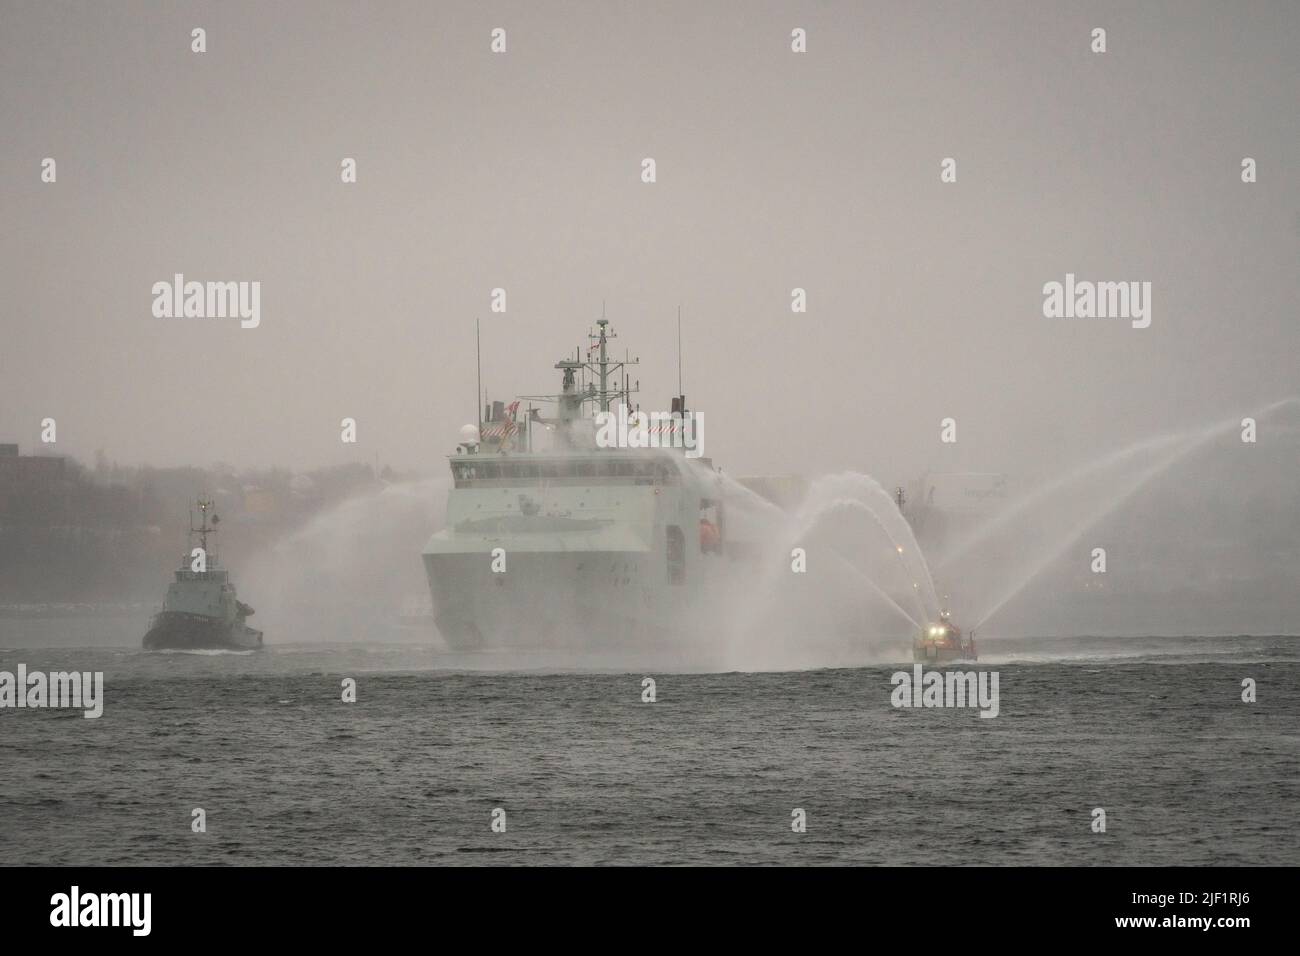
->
{"left": 913, "top": 610, "right": 977, "bottom": 663}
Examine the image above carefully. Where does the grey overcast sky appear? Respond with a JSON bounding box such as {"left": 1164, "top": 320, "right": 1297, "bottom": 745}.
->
{"left": 1, "top": 0, "right": 1296, "bottom": 482}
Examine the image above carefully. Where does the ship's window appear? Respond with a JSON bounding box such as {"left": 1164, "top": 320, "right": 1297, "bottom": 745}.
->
{"left": 575, "top": 461, "right": 595, "bottom": 478}
{"left": 666, "top": 525, "right": 685, "bottom": 585}
{"left": 479, "top": 462, "right": 500, "bottom": 479}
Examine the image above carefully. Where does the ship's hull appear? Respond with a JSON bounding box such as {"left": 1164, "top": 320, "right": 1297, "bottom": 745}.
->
{"left": 422, "top": 447, "right": 754, "bottom": 661}
{"left": 912, "top": 641, "right": 976, "bottom": 664}
{"left": 143, "top": 611, "right": 263, "bottom": 651}
{"left": 423, "top": 549, "right": 723, "bottom": 654}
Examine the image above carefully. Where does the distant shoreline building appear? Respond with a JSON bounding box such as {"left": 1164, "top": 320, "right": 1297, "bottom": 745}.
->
{"left": 0, "top": 443, "right": 66, "bottom": 512}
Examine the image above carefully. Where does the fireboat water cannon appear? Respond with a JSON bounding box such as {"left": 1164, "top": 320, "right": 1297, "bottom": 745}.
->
{"left": 913, "top": 608, "right": 978, "bottom": 663}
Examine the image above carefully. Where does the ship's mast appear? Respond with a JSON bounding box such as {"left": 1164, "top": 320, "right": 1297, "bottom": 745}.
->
{"left": 511, "top": 312, "right": 641, "bottom": 447}
{"left": 596, "top": 319, "right": 611, "bottom": 411}
{"left": 189, "top": 497, "right": 219, "bottom": 568}
{"left": 586, "top": 318, "right": 637, "bottom": 413}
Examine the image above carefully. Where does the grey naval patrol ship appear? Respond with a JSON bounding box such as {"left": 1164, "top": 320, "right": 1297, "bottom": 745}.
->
{"left": 423, "top": 318, "right": 735, "bottom": 651}
{"left": 142, "top": 499, "right": 263, "bottom": 651}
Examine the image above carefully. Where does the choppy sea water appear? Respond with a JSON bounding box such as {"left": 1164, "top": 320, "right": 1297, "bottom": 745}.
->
{"left": 1, "top": 633, "right": 1297, "bottom": 865}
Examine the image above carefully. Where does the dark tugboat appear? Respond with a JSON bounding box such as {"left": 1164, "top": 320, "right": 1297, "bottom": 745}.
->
{"left": 142, "top": 498, "right": 263, "bottom": 651}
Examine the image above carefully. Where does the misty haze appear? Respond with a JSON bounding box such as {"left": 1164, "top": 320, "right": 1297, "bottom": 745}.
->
{"left": 1, "top": 0, "right": 1297, "bottom": 881}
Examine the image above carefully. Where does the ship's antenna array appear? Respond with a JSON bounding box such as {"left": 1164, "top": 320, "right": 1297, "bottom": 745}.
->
{"left": 677, "top": 305, "right": 683, "bottom": 398}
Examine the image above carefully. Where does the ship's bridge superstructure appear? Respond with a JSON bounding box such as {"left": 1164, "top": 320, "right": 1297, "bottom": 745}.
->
{"left": 160, "top": 499, "right": 241, "bottom": 618}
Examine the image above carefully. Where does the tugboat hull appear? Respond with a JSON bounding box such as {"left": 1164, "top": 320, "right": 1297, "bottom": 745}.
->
{"left": 913, "top": 642, "right": 976, "bottom": 664}
{"left": 143, "top": 612, "right": 263, "bottom": 651}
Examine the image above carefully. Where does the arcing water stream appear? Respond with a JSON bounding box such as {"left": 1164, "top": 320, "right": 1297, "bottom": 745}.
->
{"left": 939, "top": 398, "right": 1299, "bottom": 633}
{"left": 238, "top": 398, "right": 1297, "bottom": 666}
